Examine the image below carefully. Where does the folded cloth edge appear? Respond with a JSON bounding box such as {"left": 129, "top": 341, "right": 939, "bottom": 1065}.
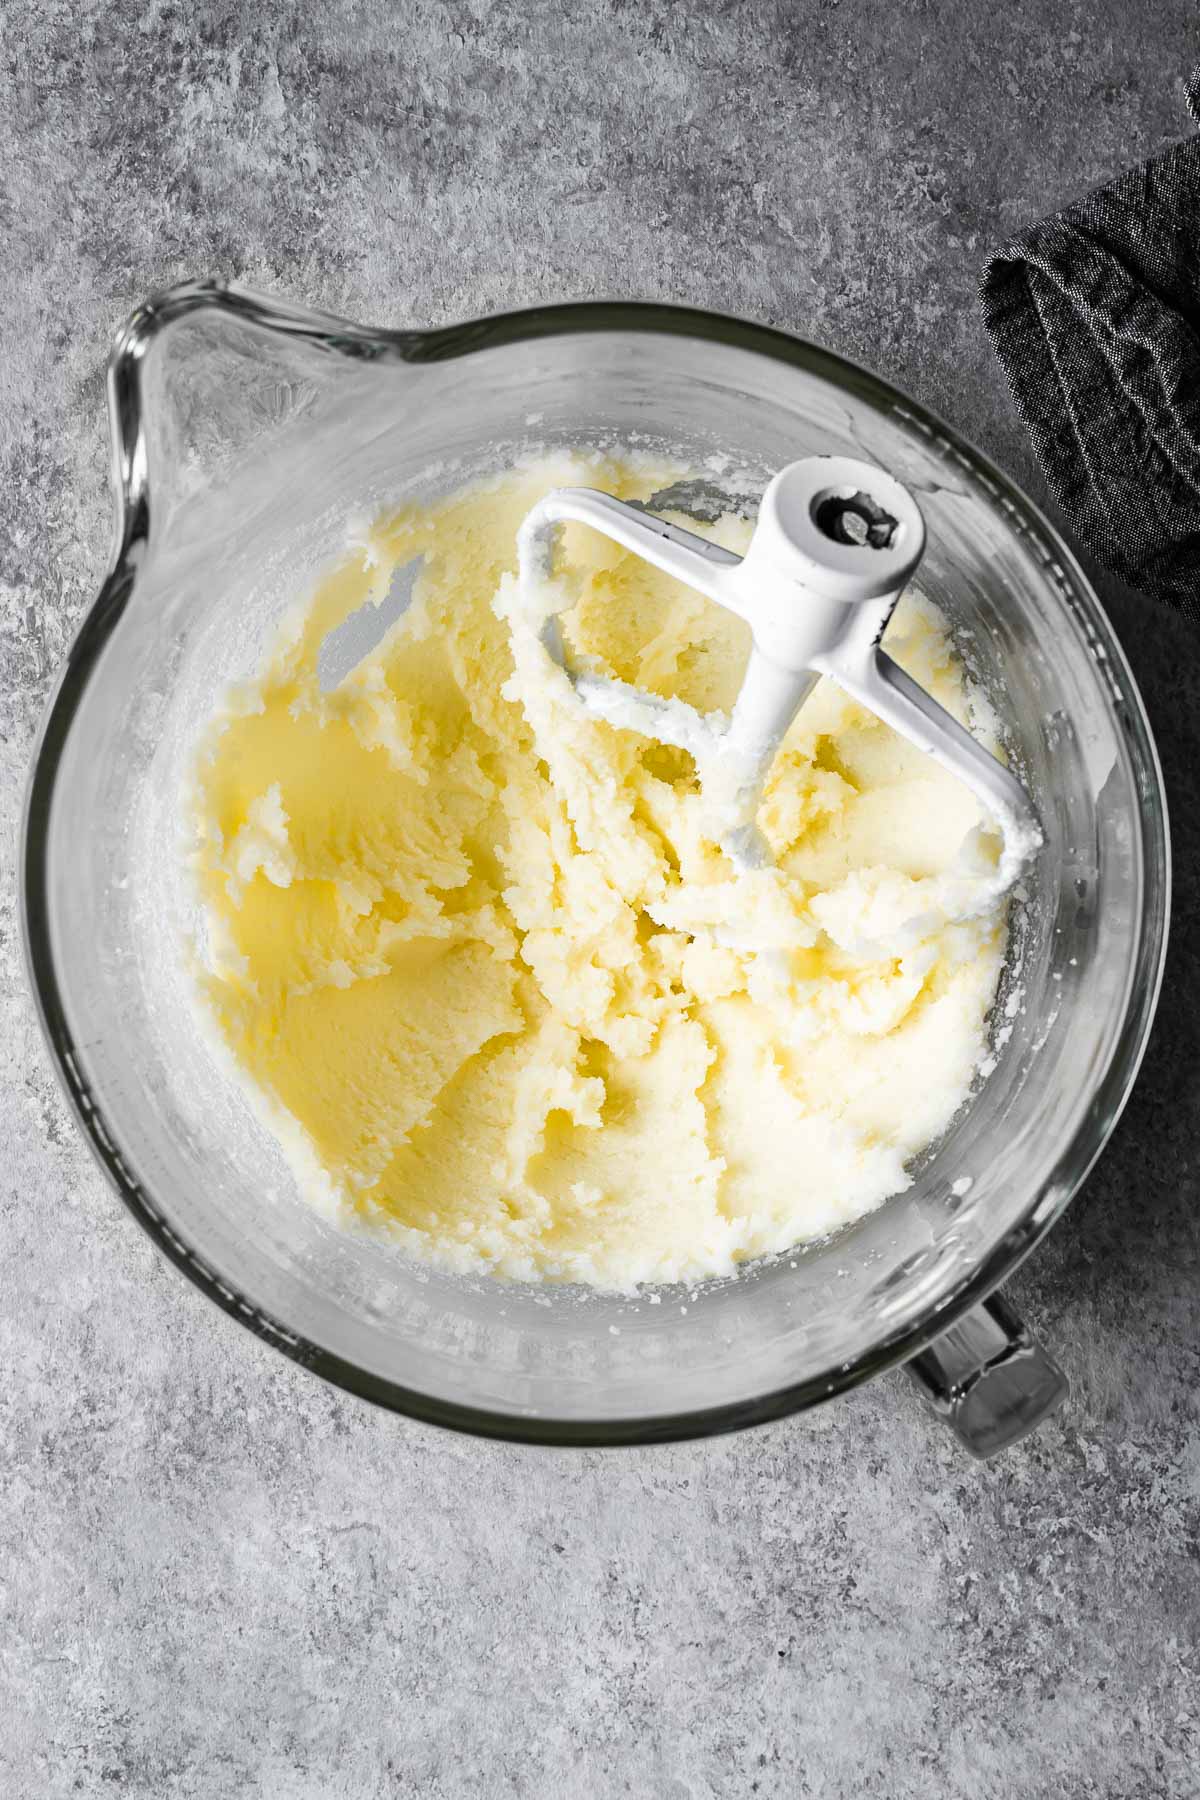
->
{"left": 980, "top": 73, "right": 1200, "bottom": 623}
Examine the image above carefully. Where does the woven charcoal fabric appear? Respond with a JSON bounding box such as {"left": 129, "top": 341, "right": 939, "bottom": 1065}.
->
{"left": 981, "top": 73, "right": 1200, "bottom": 623}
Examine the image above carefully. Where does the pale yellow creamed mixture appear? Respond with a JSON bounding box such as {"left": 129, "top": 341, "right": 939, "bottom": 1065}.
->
{"left": 188, "top": 453, "right": 1006, "bottom": 1289}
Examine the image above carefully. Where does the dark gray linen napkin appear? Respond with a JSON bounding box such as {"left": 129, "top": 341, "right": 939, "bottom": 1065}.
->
{"left": 981, "top": 74, "right": 1200, "bottom": 623}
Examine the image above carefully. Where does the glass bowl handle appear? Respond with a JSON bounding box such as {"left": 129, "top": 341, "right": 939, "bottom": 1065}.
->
{"left": 906, "top": 1292, "right": 1067, "bottom": 1456}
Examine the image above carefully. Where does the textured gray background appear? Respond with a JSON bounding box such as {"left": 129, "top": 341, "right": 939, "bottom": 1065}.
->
{"left": 3, "top": 3, "right": 1200, "bottom": 1796}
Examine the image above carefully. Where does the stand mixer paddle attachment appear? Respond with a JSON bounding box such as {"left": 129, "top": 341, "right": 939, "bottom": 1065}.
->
{"left": 515, "top": 456, "right": 1041, "bottom": 904}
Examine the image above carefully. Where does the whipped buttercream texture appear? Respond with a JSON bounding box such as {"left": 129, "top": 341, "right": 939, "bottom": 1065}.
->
{"left": 187, "top": 454, "right": 1007, "bottom": 1289}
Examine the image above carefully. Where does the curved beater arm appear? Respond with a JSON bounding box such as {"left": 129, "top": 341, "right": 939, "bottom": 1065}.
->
{"left": 516, "top": 486, "right": 758, "bottom": 768}
{"left": 517, "top": 487, "right": 742, "bottom": 607}
{"left": 825, "top": 646, "right": 1041, "bottom": 885}
{"left": 515, "top": 458, "right": 1041, "bottom": 884}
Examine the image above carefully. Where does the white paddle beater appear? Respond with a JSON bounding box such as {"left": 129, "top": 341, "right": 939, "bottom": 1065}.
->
{"left": 516, "top": 456, "right": 1040, "bottom": 889}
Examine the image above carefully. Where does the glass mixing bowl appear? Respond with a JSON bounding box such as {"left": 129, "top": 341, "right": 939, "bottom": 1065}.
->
{"left": 22, "top": 286, "right": 1169, "bottom": 1453}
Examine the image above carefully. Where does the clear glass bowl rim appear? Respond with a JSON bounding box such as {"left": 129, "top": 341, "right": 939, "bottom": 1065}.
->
{"left": 20, "top": 282, "right": 1172, "bottom": 1446}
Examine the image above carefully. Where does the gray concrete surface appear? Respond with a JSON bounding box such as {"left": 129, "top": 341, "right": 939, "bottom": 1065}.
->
{"left": 3, "top": 3, "right": 1200, "bottom": 1795}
